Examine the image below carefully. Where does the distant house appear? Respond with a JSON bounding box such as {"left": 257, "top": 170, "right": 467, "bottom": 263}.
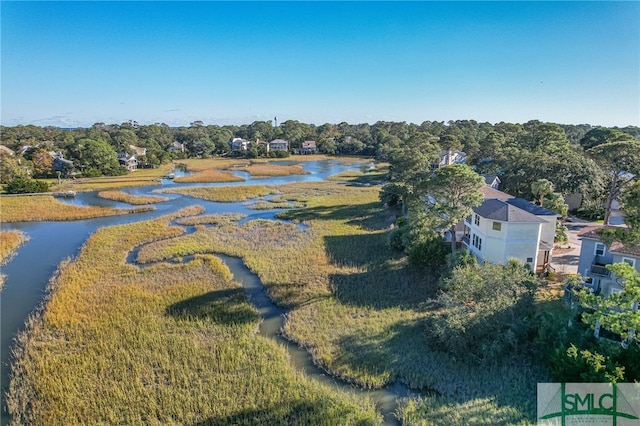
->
{"left": 169, "top": 141, "right": 185, "bottom": 153}
{"left": 269, "top": 139, "right": 289, "bottom": 152}
{"left": 129, "top": 145, "right": 147, "bottom": 157}
{"left": 431, "top": 149, "right": 466, "bottom": 171}
{"left": 48, "top": 151, "right": 74, "bottom": 172}
{"left": 457, "top": 185, "right": 559, "bottom": 273}
{"left": 230, "top": 138, "right": 249, "bottom": 151}
{"left": 0, "top": 145, "right": 15, "bottom": 156}
{"left": 301, "top": 140, "right": 317, "bottom": 154}
{"left": 118, "top": 153, "right": 138, "bottom": 171}
{"left": 481, "top": 174, "right": 501, "bottom": 189}
{"left": 257, "top": 139, "right": 269, "bottom": 151}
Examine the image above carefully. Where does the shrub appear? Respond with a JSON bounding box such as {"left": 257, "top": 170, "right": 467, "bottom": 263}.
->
{"left": 407, "top": 236, "right": 449, "bottom": 269}
{"left": 5, "top": 177, "right": 50, "bottom": 194}
{"left": 428, "top": 262, "right": 538, "bottom": 360}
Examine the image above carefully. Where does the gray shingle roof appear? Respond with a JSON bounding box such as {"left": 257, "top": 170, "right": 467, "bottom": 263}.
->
{"left": 505, "top": 198, "right": 558, "bottom": 216}
{"left": 473, "top": 199, "right": 545, "bottom": 223}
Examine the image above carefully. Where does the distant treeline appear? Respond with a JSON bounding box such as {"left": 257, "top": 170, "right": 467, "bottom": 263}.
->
{"left": 1, "top": 120, "right": 638, "bottom": 206}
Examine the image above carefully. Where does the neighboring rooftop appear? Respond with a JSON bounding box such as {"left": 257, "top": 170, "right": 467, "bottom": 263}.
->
{"left": 480, "top": 186, "right": 513, "bottom": 200}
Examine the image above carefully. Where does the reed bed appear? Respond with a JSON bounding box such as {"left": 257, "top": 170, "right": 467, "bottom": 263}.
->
{"left": 248, "top": 200, "right": 306, "bottom": 210}
{"left": 97, "top": 190, "right": 169, "bottom": 205}
{"left": 0, "top": 229, "right": 28, "bottom": 289}
{"left": 232, "top": 162, "right": 309, "bottom": 177}
{"left": 1, "top": 195, "right": 154, "bottom": 222}
{"left": 7, "top": 207, "right": 379, "bottom": 425}
{"left": 173, "top": 159, "right": 245, "bottom": 183}
{"left": 175, "top": 213, "right": 246, "bottom": 226}
{"left": 142, "top": 177, "right": 544, "bottom": 423}
{"left": 162, "top": 185, "right": 277, "bottom": 202}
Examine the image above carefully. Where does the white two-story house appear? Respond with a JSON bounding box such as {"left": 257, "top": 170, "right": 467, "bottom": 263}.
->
{"left": 459, "top": 186, "right": 559, "bottom": 272}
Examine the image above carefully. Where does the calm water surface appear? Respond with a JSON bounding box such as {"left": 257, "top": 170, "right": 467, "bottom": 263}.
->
{"left": 0, "top": 159, "right": 408, "bottom": 424}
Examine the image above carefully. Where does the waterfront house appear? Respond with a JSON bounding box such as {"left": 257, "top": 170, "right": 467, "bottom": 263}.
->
{"left": 117, "top": 153, "right": 138, "bottom": 171}
{"left": 231, "top": 138, "right": 249, "bottom": 151}
{"left": 457, "top": 186, "right": 559, "bottom": 272}
{"left": 301, "top": 140, "right": 317, "bottom": 154}
{"left": 169, "top": 141, "right": 185, "bottom": 153}
{"left": 269, "top": 139, "right": 289, "bottom": 152}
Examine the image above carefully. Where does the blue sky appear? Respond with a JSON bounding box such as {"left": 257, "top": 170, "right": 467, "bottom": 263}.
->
{"left": 1, "top": 1, "right": 638, "bottom": 127}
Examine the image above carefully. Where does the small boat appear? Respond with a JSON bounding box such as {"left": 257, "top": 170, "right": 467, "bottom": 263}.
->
{"left": 165, "top": 173, "right": 176, "bottom": 179}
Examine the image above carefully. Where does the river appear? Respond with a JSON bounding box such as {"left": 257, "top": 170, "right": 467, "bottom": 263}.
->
{"left": 0, "top": 159, "right": 416, "bottom": 425}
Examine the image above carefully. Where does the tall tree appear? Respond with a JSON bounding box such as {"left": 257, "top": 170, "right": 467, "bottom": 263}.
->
{"left": 588, "top": 140, "right": 640, "bottom": 225}
{"left": 531, "top": 179, "right": 555, "bottom": 207}
{"left": 621, "top": 181, "right": 640, "bottom": 230}
{"left": 416, "top": 164, "right": 485, "bottom": 253}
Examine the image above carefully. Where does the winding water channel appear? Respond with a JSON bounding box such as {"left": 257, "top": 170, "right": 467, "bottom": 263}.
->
{"left": 1, "top": 159, "right": 417, "bottom": 425}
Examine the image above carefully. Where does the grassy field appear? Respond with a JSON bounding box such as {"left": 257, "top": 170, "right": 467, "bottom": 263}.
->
{"left": 0, "top": 229, "right": 28, "bottom": 289}
{"left": 97, "top": 190, "right": 168, "bottom": 205}
{"left": 134, "top": 173, "right": 545, "bottom": 424}
{"left": 162, "top": 185, "right": 277, "bottom": 202}
{"left": 0, "top": 195, "right": 154, "bottom": 222}
{"left": 7, "top": 206, "right": 379, "bottom": 425}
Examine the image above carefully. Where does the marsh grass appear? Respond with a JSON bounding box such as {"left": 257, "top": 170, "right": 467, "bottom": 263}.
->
{"left": 0, "top": 195, "right": 154, "bottom": 222}
{"left": 7, "top": 207, "right": 379, "bottom": 425}
{"left": 232, "top": 162, "right": 309, "bottom": 177}
{"left": 162, "top": 185, "right": 277, "bottom": 202}
{"left": 53, "top": 164, "right": 174, "bottom": 191}
{"left": 248, "top": 200, "right": 306, "bottom": 210}
{"left": 0, "top": 229, "right": 28, "bottom": 289}
{"left": 175, "top": 213, "right": 246, "bottom": 226}
{"left": 173, "top": 159, "right": 245, "bottom": 183}
{"left": 97, "top": 190, "right": 168, "bottom": 205}
{"left": 143, "top": 176, "right": 545, "bottom": 423}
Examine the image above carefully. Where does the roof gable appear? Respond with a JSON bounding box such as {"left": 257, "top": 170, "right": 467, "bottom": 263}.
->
{"left": 505, "top": 198, "right": 558, "bottom": 216}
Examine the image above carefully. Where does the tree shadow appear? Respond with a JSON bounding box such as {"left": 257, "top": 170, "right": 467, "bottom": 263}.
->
{"left": 166, "top": 288, "right": 259, "bottom": 325}
{"left": 280, "top": 202, "right": 393, "bottom": 231}
{"left": 324, "top": 233, "right": 438, "bottom": 309}
{"left": 192, "top": 399, "right": 359, "bottom": 426}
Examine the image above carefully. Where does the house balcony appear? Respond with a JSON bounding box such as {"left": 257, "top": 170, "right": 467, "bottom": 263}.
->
{"left": 589, "top": 264, "right": 610, "bottom": 277}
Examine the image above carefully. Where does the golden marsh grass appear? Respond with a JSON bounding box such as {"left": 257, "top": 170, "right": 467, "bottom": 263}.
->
{"left": 97, "top": 190, "right": 168, "bottom": 205}
{"left": 0, "top": 229, "right": 28, "bottom": 289}
{"left": 173, "top": 158, "right": 245, "bottom": 183}
{"left": 0, "top": 195, "right": 154, "bottom": 222}
{"left": 162, "top": 185, "right": 277, "bottom": 202}
{"left": 232, "top": 162, "right": 309, "bottom": 177}
{"left": 141, "top": 177, "right": 544, "bottom": 423}
{"left": 7, "top": 207, "right": 379, "bottom": 424}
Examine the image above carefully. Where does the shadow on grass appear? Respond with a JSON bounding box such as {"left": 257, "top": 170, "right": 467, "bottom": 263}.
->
{"left": 166, "top": 288, "right": 259, "bottom": 325}
{"left": 280, "top": 202, "right": 392, "bottom": 231}
{"left": 334, "top": 319, "right": 433, "bottom": 390}
{"left": 324, "top": 233, "right": 438, "bottom": 309}
{"left": 193, "top": 399, "right": 357, "bottom": 426}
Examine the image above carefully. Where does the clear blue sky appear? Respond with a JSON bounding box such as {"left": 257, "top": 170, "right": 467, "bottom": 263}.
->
{"left": 1, "top": 1, "right": 638, "bottom": 127}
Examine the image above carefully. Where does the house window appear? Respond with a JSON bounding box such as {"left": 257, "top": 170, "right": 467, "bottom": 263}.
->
{"left": 622, "top": 258, "right": 636, "bottom": 267}
{"left": 594, "top": 243, "right": 605, "bottom": 256}
{"left": 474, "top": 214, "right": 480, "bottom": 226}
{"left": 492, "top": 222, "right": 501, "bottom": 231}
{"left": 472, "top": 234, "right": 482, "bottom": 251}
{"left": 526, "top": 257, "right": 533, "bottom": 263}
{"left": 465, "top": 215, "right": 472, "bottom": 224}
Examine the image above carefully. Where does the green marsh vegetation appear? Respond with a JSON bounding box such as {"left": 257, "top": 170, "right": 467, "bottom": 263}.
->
{"left": 97, "top": 190, "right": 168, "bottom": 205}
{"left": 7, "top": 205, "right": 379, "bottom": 425}
{"left": 0, "top": 195, "right": 154, "bottom": 222}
